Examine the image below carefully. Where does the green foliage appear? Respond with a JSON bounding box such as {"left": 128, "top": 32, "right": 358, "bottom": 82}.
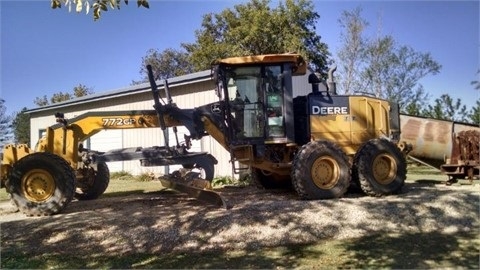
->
{"left": 211, "top": 176, "right": 236, "bottom": 187}
{"left": 182, "top": 0, "right": 330, "bottom": 73}
{"left": 11, "top": 107, "right": 30, "bottom": 145}
{"left": 211, "top": 175, "right": 250, "bottom": 187}
{"left": 403, "top": 85, "right": 430, "bottom": 116}
{"left": 467, "top": 99, "right": 480, "bottom": 124}
{"left": 34, "top": 84, "right": 94, "bottom": 107}
{"left": 423, "top": 94, "right": 468, "bottom": 122}
{"left": 111, "top": 171, "right": 152, "bottom": 182}
{"left": 133, "top": 48, "right": 194, "bottom": 84}
{"left": 0, "top": 99, "right": 13, "bottom": 149}
{"left": 135, "top": 172, "right": 155, "bottom": 182}
{"left": 110, "top": 170, "right": 134, "bottom": 180}
{"left": 383, "top": 46, "right": 441, "bottom": 109}
{"left": 51, "top": 0, "right": 149, "bottom": 21}
{"left": 73, "top": 83, "right": 94, "bottom": 97}
{"left": 50, "top": 91, "right": 73, "bottom": 104}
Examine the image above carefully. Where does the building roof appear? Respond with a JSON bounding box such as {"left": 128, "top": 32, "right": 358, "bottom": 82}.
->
{"left": 26, "top": 69, "right": 212, "bottom": 114}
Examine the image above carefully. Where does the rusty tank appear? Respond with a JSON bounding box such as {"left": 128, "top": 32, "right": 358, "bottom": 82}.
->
{"left": 399, "top": 114, "right": 479, "bottom": 182}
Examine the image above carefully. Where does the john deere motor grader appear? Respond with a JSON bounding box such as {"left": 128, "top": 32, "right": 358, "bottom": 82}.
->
{"left": 1, "top": 53, "right": 407, "bottom": 216}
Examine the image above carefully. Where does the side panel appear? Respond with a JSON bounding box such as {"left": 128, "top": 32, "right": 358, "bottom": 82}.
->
{"left": 309, "top": 95, "right": 391, "bottom": 155}
{"left": 309, "top": 95, "right": 352, "bottom": 149}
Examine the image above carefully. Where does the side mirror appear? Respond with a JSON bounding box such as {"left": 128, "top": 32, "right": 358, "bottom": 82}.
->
{"left": 211, "top": 65, "right": 220, "bottom": 82}
{"left": 215, "top": 80, "right": 224, "bottom": 100}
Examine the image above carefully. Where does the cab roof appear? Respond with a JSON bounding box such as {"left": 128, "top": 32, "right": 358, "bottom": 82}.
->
{"left": 213, "top": 53, "right": 307, "bottom": 76}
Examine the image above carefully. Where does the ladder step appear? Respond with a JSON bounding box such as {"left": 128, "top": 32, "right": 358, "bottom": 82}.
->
{"left": 233, "top": 158, "right": 250, "bottom": 162}
{"left": 233, "top": 168, "right": 249, "bottom": 174}
{"left": 229, "top": 144, "right": 253, "bottom": 175}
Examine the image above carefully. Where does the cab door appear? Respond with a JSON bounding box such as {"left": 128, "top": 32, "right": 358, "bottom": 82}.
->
{"left": 225, "top": 66, "right": 266, "bottom": 143}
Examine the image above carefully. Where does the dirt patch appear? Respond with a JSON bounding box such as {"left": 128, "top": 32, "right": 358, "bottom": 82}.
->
{"left": 1, "top": 182, "right": 479, "bottom": 257}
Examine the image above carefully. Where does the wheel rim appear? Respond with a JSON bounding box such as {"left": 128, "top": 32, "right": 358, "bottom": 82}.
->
{"left": 372, "top": 154, "right": 397, "bottom": 184}
{"left": 311, "top": 156, "right": 339, "bottom": 189}
{"left": 22, "top": 169, "right": 56, "bottom": 202}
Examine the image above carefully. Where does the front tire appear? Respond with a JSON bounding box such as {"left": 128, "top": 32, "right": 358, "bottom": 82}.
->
{"left": 354, "top": 138, "right": 406, "bottom": 196}
{"left": 6, "top": 152, "right": 76, "bottom": 216}
{"left": 291, "top": 141, "right": 351, "bottom": 199}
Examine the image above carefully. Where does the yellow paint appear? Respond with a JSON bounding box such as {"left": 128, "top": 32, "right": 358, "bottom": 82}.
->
{"left": 310, "top": 96, "right": 391, "bottom": 155}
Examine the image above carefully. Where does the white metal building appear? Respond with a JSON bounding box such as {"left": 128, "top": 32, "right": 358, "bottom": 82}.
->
{"left": 27, "top": 69, "right": 313, "bottom": 177}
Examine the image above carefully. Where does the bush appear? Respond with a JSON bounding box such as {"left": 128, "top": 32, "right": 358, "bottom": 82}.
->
{"left": 110, "top": 171, "right": 133, "bottom": 180}
{"left": 212, "top": 175, "right": 250, "bottom": 188}
{"left": 135, "top": 172, "right": 155, "bottom": 182}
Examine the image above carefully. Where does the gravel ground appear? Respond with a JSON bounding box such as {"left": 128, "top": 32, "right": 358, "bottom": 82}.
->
{"left": 0, "top": 180, "right": 479, "bottom": 256}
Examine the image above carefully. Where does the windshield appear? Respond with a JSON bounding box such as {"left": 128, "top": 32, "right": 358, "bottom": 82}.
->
{"left": 222, "top": 65, "right": 286, "bottom": 141}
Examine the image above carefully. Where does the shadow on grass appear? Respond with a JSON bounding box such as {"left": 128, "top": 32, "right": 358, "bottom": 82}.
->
{"left": 99, "top": 189, "right": 163, "bottom": 199}
{"left": 414, "top": 179, "right": 446, "bottom": 185}
{"left": 338, "top": 231, "right": 479, "bottom": 269}
{"left": 2, "top": 231, "right": 478, "bottom": 269}
{"left": 414, "top": 179, "right": 478, "bottom": 186}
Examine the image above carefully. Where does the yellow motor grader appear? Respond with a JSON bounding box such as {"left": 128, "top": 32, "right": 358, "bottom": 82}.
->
{"left": 1, "top": 53, "right": 408, "bottom": 216}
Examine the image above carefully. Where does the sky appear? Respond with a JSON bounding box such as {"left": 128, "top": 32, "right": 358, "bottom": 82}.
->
{"left": 1, "top": 0, "right": 479, "bottom": 116}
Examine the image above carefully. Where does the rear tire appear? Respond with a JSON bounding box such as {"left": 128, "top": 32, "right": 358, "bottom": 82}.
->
{"left": 6, "top": 152, "right": 76, "bottom": 216}
{"left": 75, "top": 162, "right": 110, "bottom": 200}
{"left": 291, "top": 141, "right": 351, "bottom": 199}
{"left": 354, "top": 138, "right": 406, "bottom": 196}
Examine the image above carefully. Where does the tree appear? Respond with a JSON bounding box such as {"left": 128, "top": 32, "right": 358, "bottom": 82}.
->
{"left": 381, "top": 45, "right": 441, "bottom": 110}
{"left": 12, "top": 107, "right": 30, "bottom": 145}
{"left": 134, "top": 48, "right": 195, "bottom": 84}
{"left": 73, "top": 83, "right": 94, "bottom": 97}
{"left": 403, "top": 85, "right": 430, "bottom": 116}
{"left": 181, "top": 0, "right": 330, "bottom": 73}
{"left": 468, "top": 99, "right": 480, "bottom": 124}
{"left": 337, "top": 7, "right": 368, "bottom": 95}
{"left": 34, "top": 84, "right": 94, "bottom": 107}
{"left": 34, "top": 95, "right": 49, "bottom": 107}
{"left": 0, "top": 99, "right": 13, "bottom": 151}
{"left": 361, "top": 35, "right": 396, "bottom": 98}
{"left": 50, "top": 0, "right": 149, "bottom": 21}
{"left": 335, "top": 7, "right": 441, "bottom": 113}
{"left": 468, "top": 70, "right": 480, "bottom": 124}
{"left": 423, "top": 94, "right": 468, "bottom": 122}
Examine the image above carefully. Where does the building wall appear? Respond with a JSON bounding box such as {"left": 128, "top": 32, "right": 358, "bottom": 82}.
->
{"left": 29, "top": 80, "right": 234, "bottom": 177}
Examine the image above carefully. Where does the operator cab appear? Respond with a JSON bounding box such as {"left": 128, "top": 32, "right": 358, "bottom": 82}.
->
{"left": 212, "top": 54, "right": 306, "bottom": 149}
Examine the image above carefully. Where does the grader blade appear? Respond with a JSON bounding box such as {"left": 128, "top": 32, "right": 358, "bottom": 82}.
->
{"left": 159, "top": 177, "right": 230, "bottom": 209}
